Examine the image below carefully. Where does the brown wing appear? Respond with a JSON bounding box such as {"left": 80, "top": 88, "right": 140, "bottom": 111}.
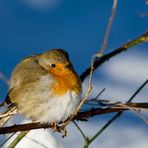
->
{"left": 6, "top": 55, "right": 48, "bottom": 105}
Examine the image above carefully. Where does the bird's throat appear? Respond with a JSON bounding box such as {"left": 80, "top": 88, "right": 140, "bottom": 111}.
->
{"left": 51, "top": 72, "right": 81, "bottom": 96}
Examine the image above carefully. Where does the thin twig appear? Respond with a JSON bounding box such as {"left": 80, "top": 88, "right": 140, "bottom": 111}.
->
{"left": 98, "top": 0, "right": 117, "bottom": 56}
{"left": 117, "top": 103, "right": 148, "bottom": 125}
{"left": 85, "top": 88, "right": 105, "bottom": 106}
{"left": 127, "top": 80, "right": 148, "bottom": 103}
{"left": 73, "top": 121, "right": 90, "bottom": 148}
{"left": 73, "top": 121, "right": 87, "bottom": 140}
{"left": 89, "top": 112, "right": 122, "bottom": 145}
{"left": 93, "top": 98, "right": 148, "bottom": 125}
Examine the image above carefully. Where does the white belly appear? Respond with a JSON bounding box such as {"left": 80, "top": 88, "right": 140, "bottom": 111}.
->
{"left": 37, "top": 91, "right": 80, "bottom": 123}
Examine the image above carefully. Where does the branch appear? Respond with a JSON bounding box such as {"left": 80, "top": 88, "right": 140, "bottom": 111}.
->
{"left": 0, "top": 102, "right": 148, "bottom": 134}
{"left": 76, "top": 102, "right": 148, "bottom": 120}
{"left": 80, "top": 31, "right": 148, "bottom": 82}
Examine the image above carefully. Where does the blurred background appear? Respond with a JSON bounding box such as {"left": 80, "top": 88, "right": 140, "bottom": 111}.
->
{"left": 0, "top": 0, "right": 148, "bottom": 147}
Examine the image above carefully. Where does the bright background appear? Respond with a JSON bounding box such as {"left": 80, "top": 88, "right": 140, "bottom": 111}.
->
{"left": 0, "top": 0, "right": 148, "bottom": 148}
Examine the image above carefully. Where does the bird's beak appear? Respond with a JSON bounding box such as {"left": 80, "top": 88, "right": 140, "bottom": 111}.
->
{"left": 49, "top": 62, "right": 73, "bottom": 76}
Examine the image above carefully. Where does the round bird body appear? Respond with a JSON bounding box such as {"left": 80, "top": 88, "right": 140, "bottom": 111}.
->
{"left": 7, "top": 49, "right": 82, "bottom": 124}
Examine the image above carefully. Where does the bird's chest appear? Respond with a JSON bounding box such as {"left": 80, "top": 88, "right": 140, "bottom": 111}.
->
{"left": 39, "top": 90, "right": 80, "bottom": 123}
{"left": 36, "top": 74, "right": 81, "bottom": 123}
{"left": 51, "top": 77, "right": 72, "bottom": 96}
{"left": 48, "top": 70, "right": 81, "bottom": 98}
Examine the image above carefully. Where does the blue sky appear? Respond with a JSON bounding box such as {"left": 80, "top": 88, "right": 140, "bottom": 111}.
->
{"left": 0, "top": 0, "right": 148, "bottom": 147}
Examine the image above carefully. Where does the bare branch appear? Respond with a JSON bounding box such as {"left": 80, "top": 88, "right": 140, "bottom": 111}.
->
{"left": 80, "top": 31, "right": 148, "bottom": 82}
{"left": 0, "top": 102, "right": 148, "bottom": 134}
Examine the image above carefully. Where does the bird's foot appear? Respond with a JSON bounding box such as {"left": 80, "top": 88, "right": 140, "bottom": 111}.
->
{"left": 50, "top": 122, "right": 67, "bottom": 138}
{"left": 50, "top": 122, "right": 58, "bottom": 132}
{"left": 57, "top": 125, "right": 67, "bottom": 138}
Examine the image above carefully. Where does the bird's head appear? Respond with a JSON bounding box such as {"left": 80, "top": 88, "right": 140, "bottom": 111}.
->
{"left": 38, "top": 49, "right": 74, "bottom": 76}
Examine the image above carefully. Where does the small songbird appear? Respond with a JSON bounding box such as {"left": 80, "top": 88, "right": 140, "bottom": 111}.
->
{"left": 1, "top": 49, "right": 82, "bottom": 128}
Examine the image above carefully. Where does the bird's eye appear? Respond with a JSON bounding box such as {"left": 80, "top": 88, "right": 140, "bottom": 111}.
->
{"left": 51, "top": 63, "right": 56, "bottom": 68}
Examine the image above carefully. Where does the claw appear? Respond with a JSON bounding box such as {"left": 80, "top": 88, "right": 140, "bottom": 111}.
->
{"left": 57, "top": 126, "right": 67, "bottom": 138}
{"left": 50, "top": 123, "right": 67, "bottom": 137}
{"left": 61, "top": 127, "right": 67, "bottom": 138}
{"left": 50, "top": 122, "right": 58, "bottom": 132}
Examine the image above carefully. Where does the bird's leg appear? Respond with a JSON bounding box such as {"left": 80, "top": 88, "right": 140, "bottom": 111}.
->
{"left": 60, "top": 126, "right": 67, "bottom": 138}
{"left": 50, "top": 122, "right": 67, "bottom": 137}
{"left": 56, "top": 125, "right": 67, "bottom": 138}
{"left": 50, "top": 122, "right": 58, "bottom": 132}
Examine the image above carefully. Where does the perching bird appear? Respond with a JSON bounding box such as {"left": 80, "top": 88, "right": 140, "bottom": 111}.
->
{"left": 0, "top": 49, "right": 82, "bottom": 129}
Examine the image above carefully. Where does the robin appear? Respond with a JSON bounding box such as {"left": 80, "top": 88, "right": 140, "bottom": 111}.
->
{"left": 0, "top": 49, "right": 82, "bottom": 131}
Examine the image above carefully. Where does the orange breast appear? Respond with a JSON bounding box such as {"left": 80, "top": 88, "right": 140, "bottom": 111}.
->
{"left": 51, "top": 72, "right": 81, "bottom": 97}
